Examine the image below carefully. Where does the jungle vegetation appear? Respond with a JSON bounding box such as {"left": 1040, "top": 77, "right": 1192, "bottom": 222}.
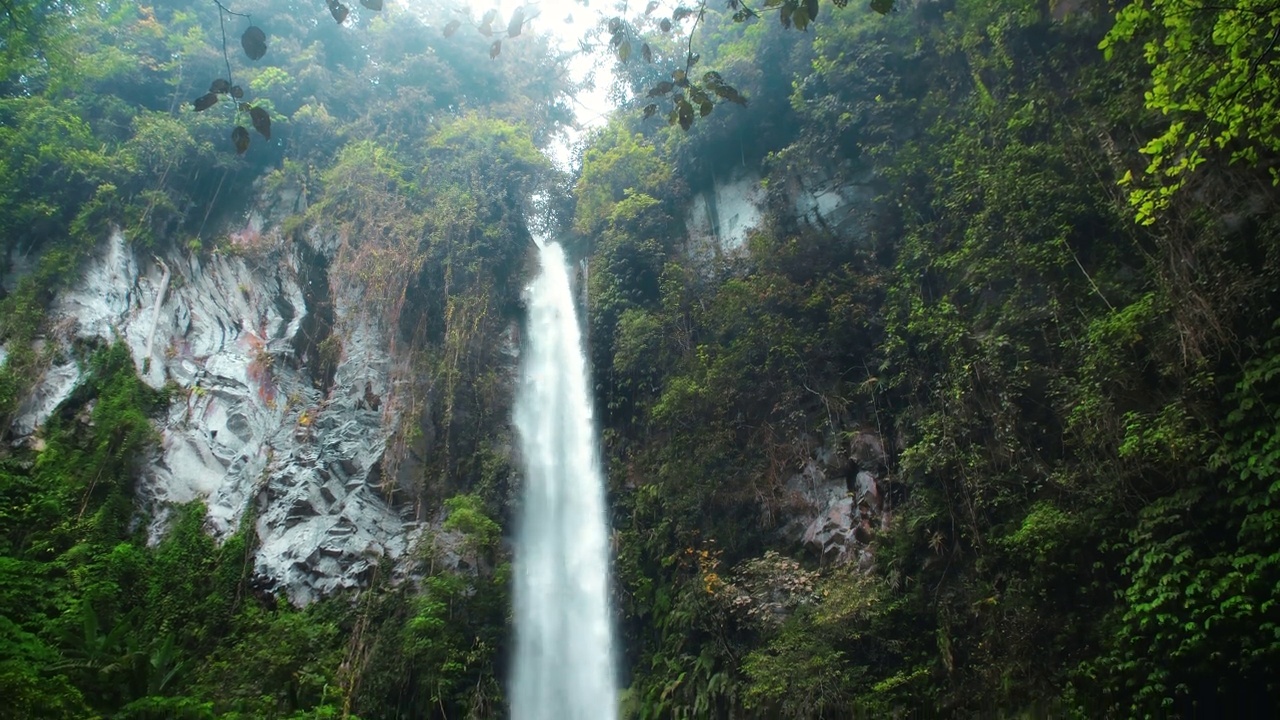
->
{"left": 1, "top": 0, "right": 1279, "bottom": 718}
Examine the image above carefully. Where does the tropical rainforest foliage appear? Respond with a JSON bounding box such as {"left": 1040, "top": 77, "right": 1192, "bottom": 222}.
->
{"left": 1, "top": 0, "right": 564, "bottom": 717}
{"left": 2, "top": 0, "right": 1280, "bottom": 717}
{"left": 582, "top": 0, "right": 1280, "bottom": 717}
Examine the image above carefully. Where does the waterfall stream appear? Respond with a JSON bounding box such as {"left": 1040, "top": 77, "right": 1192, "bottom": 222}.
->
{"left": 511, "top": 240, "right": 617, "bottom": 720}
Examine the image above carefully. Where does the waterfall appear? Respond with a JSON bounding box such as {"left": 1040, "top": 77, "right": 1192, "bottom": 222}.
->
{"left": 512, "top": 241, "right": 617, "bottom": 720}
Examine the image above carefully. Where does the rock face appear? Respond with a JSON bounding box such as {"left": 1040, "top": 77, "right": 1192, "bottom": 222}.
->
{"left": 780, "top": 430, "right": 889, "bottom": 568}
{"left": 5, "top": 191, "right": 429, "bottom": 605}
{"left": 684, "top": 165, "right": 766, "bottom": 264}
{"left": 788, "top": 163, "right": 879, "bottom": 243}
{"left": 683, "top": 161, "right": 879, "bottom": 272}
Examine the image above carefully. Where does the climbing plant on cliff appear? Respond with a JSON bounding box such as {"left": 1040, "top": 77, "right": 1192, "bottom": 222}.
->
{"left": 1102, "top": 0, "right": 1280, "bottom": 223}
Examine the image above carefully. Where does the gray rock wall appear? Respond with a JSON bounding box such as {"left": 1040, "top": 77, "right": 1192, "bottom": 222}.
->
{"left": 684, "top": 165, "right": 766, "bottom": 264}
{"left": 5, "top": 192, "right": 427, "bottom": 605}
{"left": 780, "top": 430, "right": 890, "bottom": 570}
{"left": 682, "top": 161, "right": 879, "bottom": 272}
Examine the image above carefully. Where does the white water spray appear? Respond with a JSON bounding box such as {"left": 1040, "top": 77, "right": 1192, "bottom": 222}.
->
{"left": 512, "top": 240, "right": 617, "bottom": 720}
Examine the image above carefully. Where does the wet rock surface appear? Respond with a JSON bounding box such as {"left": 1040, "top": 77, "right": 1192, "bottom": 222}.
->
{"left": 780, "top": 430, "right": 888, "bottom": 568}
{"left": 7, "top": 192, "right": 428, "bottom": 605}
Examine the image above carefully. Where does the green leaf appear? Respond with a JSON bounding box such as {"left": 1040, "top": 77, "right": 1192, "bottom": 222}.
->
{"left": 793, "top": 7, "right": 809, "bottom": 29}
{"left": 192, "top": 93, "right": 218, "bottom": 112}
{"left": 240, "top": 26, "right": 267, "bottom": 60}
{"left": 713, "top": 84, "right": 748, "bottom": 105}
{"left": 248, "top": 106, "right": 271, "bottom": 140}
{"left": 648, "top": 81, "right": 674, "bottom": 97}
{"left": 231, "top": 126, "right": 250, "bottom": 154}
{"left": 327, "top": 0, "right": 349, "bottom": 25}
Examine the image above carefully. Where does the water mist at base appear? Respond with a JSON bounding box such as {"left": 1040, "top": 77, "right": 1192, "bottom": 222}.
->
{"left": 511, "top": 241, "right": 617, "bottom": 720}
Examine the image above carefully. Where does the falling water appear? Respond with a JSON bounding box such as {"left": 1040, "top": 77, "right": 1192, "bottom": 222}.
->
{"left": 511, "top": 240, "right": 617, "bottom": 720}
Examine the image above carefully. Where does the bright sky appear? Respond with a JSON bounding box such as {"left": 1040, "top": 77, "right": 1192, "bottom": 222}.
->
{"left": 451, "top": 0, "right": 621, "bottom": 168}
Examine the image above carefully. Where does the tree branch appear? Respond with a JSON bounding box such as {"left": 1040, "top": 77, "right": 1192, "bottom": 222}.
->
{"left": 212, "top": 0, "right": 251, "bottom": 21}
{"left": 686, "top": 2, "right": 706, "bottom": 73}
{"left": 211, "top": 0, "right": 252, "bottom": 89}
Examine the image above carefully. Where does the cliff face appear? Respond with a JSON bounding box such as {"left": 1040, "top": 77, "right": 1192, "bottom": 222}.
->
{"left": 6, "top": 187, "right": 446, "bottom": 605}
{"left": 682, "top": 162, "right": 877, "bottom": 270}
{"left": 6, "top": 153, "right": 881, "bottom": 607}
{"left": 581, "top": 1, "right": 1280, "bottom": 714}
{"left": 680, "top": 163, "right": 892, "bottom": 565}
